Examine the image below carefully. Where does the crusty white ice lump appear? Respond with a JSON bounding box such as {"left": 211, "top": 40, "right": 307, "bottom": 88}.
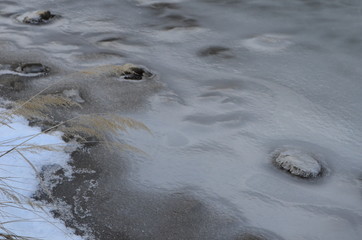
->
{"left": 273, "top": 149, "right": 322, "bottom": 178}
{"left": 16, "top": 10, "right": 55, "bottom": 24}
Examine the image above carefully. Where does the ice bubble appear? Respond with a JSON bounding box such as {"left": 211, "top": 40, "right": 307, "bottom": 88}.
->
{"left": 272, "top": 149, "right": 322, "bottom": 178}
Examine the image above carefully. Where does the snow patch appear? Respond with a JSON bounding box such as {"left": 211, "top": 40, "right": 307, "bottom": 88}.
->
{"left": 0, "top": 110, "right": 83, "bottom": 240}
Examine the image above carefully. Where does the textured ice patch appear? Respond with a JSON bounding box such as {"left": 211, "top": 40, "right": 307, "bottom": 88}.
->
{"left": 272, "top": 149, "right": 322, "bottom": 178}
{"left": 241, "top": 34, "right": 292, "bottom": 53}
{"left": 0, "top": 63, "right": 49, "bottom": 77}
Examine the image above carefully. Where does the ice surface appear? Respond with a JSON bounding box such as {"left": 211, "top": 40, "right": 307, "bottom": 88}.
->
{"left": 1, "top": 0, "right": 362, "bottom": 239}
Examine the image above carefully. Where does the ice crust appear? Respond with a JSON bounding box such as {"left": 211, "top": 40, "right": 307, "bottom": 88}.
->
{"left": 273, "top": 149, "right": 322, "bottom": 178}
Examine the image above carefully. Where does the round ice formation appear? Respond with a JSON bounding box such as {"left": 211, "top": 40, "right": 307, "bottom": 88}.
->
{"left": 122, "top": 66, "right": 153, "bottom": 80}
{"left": 273, "top": 149, "right": 322, "bottom": 178}
{"left": 242, "top": 34, "right": 292, "bottom": 53}
{"left": 0, "top": 63, "right": 49, "bottom": 77}
{"left": 15, "top": 63, "right": 49, "bottom": 74}
{"left": 17, "top": 10, "right": 57, "bottom": 25}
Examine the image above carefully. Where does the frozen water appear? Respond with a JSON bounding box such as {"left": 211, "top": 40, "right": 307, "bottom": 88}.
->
{"left": 1, "top": 0, "right": 362, "bottom": 239}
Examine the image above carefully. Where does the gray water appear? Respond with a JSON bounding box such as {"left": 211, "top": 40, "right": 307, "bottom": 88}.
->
{"left": 1, "top": 0, "right": 362, "bottom": 239}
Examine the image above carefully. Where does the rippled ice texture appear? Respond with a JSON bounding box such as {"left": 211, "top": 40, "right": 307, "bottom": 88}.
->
{"left": 1, "top": 0, "right": 362, "bottom": 239}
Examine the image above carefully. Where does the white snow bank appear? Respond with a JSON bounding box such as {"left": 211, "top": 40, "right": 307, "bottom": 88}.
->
{"left": 0, "top": 109, "right": 83, "bottom": 240}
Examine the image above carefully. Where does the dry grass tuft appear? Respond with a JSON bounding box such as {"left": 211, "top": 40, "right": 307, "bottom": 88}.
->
{"left": 11, "top": 95, "right": 81, "bottom": 120}
{"left": 58, "top": 114, "right": 150, "bottom": 153}
{"left": 72, "top": 114, "right": 150, "bottom": 134}
{"left": 0, "top": 94, "right": 80, "bottom": 128}
{"left": 0, "top": 232, "right": 35, "bottom": 240}
{"left": 0, "top": 87, "right": 150, "bottom": 238}
{"left": 0, "top": 93, "right": 150, "bottom": 158}
{"left": 16, "top": 144, "right": 63, "bottom": 154}
{"left": 78, "top": 63, "right": 135, "bottom": 75}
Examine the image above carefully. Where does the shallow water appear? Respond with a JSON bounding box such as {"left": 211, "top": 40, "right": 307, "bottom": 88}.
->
{"left": 1, "top": 0, "right": 362, "bottom": 239}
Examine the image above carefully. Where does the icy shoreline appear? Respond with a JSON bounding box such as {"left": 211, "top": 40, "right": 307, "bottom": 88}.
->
{"left": 0, "top": 109, "right": 83, "bottom": 240}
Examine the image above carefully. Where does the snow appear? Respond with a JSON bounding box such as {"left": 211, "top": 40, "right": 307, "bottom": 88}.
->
{"left": 0, "top": 109, "right": 83, "bottom": 240}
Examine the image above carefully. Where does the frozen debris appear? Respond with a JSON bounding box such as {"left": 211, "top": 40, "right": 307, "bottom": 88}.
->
{"left": 14, "top": 63, "right": 50, "bottom": 76}
{"left": 198, "top": 46, "right": 233, "bottom": 58}
{"left": 272, "top": 149, "right": 322, "bottom": 178}
{"left": 0, "top": 97, "right": 12, "bottom": 108}
{"left": 28, "top": 118, "right": 59, "bottom": 131}
{"left": 17, "top": 10, "right": 57, "bottom": 25}
{"left": 79, "top": 63, "right": 154, "bottom": 80}
{"left": 118, "top": 64, "right": 154, "bottom": 80}
{"left": 0, "top": 63, "right": 49, "bottom": 78}
{"left": 123, "top": 67, "right": 148, "bottom": 80}
{"left": 63, "top": 89, "right": 85, "bottom": 103}
{"left": 73, "top": 179, "right": 98, "bottom": 219}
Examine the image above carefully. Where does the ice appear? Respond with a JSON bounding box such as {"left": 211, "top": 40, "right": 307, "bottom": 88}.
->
{"left": 273, "top": 149, "right": 322, "bottom": 178}
{"left": 1, "top": 0, "right": 362, "bottom": 239}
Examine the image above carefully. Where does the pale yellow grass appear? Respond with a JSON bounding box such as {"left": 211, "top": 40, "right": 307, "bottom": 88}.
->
{"left": 0, "top": 89, "right": 150, "bottom": 239}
